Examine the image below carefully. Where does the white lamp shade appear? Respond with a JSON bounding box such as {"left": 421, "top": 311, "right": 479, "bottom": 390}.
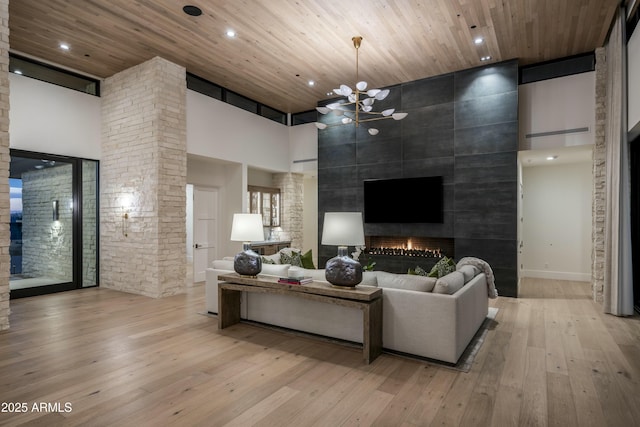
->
{"left": 321, "top": 212, "right": 365, "bottom": 246}
{"left": 230, "top": 213, "right": 264, "bottom": 242}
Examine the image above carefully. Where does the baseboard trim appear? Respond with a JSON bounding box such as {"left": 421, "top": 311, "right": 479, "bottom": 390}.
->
{"left": 521, "top": 270, "right": 590, "bottom": 282}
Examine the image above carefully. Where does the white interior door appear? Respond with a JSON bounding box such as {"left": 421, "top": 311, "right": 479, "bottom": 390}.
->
{"left": 193, "top": 187, "right": 218, "bottom": 282}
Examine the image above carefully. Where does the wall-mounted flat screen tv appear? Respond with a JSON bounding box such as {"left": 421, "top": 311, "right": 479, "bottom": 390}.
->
{"left": 364, "top": 176, "right": 444, "bottom": 223}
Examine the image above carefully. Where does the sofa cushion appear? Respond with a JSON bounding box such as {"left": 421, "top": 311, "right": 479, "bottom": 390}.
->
{"left": 212, "top": 259, "right": 235, "bottom": 271}
{"left": 375, "top": 271, "right": 436, "bottom": 292}
{"left": 361, "top": 271, "right": 378, "bottom": 287}
{"left": 428, "top": 256, "right": 456, "bottom": 278}
{"left": 259, "top": 263, "right": 291, "bottom": 277}
{"left": 458, "top": 265, "right": 479, "bottom": 283}
{"left": 433, "top": 271, "right": 465, "bottom": 294}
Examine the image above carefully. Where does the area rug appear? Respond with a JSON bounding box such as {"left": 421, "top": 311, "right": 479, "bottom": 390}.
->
{"left": 201, "top": 307, "right": 498, "bottom": 373}
{"left": 385, "top": 306, "right": 499, "bottom": 372}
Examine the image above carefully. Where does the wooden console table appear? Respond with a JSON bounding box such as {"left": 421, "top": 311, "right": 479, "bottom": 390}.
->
{"left": 218, "top": 273, "right": 383, "bottom": 364}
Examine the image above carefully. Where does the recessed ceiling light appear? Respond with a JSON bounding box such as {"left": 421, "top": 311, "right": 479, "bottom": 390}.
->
{"left": 182, "top": 5, "right": 202, "bottom": 16}
{"left": 60, "top": 43, "right": 70, "bottom": 50}
{"left": 308, "top": 80, "right": 315, "bottom": 87}
{"left": 481, "top": 56, "right": 491, "bottom": 61}
{"left": 226, "top": 30, "right": 236, "bottom": 38}
{"left": 546, "top": 155, "right": 558, "bottom": 161}
{"left": 474, "top": 37, "right": 484, "bottom": 45}
{"left": 14, "top": 70, "right": 22, "bottom": 75}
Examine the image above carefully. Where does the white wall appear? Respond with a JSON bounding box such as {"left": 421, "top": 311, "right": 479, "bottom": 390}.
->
{"left": 9, "top": 73, "right": 102, "bottom": 158}
{"left": 519, "top": 72, "right": 595, "bottom": 150}
{"left": 289, "top": 123, "right": 318, "bottom": 174}
{"left": 628, "top": 26, "right": 640, "bottom": 137}
{"left": 521, "top": 161, "right": 593, "bottom": 281}
{"left": 186, "top": 90, "right": 291, "bottom": 172}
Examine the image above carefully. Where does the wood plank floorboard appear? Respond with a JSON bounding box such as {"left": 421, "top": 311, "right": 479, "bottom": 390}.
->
{"left": 0, "top": 278, "right": 639, "bottom": 426}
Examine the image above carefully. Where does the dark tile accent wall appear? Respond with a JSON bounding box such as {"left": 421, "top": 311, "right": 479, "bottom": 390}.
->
{"left": 317, "top": 60, "right": 519, "bottom": 297}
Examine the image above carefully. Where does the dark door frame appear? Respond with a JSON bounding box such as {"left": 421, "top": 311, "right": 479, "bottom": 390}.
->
{"left": 9, "top": 149, "right": 99, "bottom": 299}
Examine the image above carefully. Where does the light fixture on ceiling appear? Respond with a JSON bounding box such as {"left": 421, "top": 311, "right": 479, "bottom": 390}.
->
{"left": 226, "top": 29, "right": 236, "bottom": 38}
{"left": 183, "top": 5, "right": 202, "bottom": 16}
{"left": 474, "top": 37, "right": 484, "bottom": 45}
{"left": 59, "top": 43, "right": 70, "bottom": 51}
{"left": 546, "top": 155, "right": 558, "bottom": 161}
{"left": 315, "top": 36, "right": 408, "bottom": 136}
{"left": 481, "top": 56, "right": 492, "bottom": 61}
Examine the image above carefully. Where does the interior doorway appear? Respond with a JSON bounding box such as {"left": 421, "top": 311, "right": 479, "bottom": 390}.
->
{"left": 189, "top": 186, "right": 219, "bottom": 283}
{"left": 518, "top": 146, "right": 593, "bottom": 284}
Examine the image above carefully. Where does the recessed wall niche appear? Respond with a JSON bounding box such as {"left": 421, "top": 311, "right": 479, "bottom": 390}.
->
{"left": 317, "top": 60, "right": 519, "bottom": 297}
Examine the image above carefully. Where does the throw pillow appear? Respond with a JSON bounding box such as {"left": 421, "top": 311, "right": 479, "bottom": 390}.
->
{"left": 408, "top": 265, "right": 428, "bottom": 276}
{"left": 457, "top": 265, "right": 477, "bottom": 282}
{"left": 428, "top": 256, "right": 456, "bottom": 278}
{"left": 300, "top": 249, "right": 316, "bottom": 269}
{"left": 433, "top": 271, "right": 466, "bottom": 294}
{"left": 262, "top": 253, "right": 281, "bottom": 264}
{"left": 280, "top": 250, "right": 303, "bottom": 267}
{"left": 261, "top": 256, "right": 276, "bottom": 264}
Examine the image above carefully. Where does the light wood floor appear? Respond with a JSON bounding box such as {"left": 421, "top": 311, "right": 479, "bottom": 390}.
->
{"left": 0, "top": 278, "right": 639, "bottom": 426}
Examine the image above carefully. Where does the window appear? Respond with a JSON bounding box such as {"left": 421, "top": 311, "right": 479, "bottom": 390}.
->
{"left": 9, "top": 53, "right": 100, "bottom": 96}
{"left": 248, "top": 186, "right": 280, "bottom": 227}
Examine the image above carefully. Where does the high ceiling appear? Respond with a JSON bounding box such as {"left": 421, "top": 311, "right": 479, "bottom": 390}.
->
{"left": 9, "top": 0, "right": 620, "bottom": 114}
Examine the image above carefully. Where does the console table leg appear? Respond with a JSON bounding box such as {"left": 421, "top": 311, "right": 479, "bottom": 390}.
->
{"left": 218, "top": 286, "right": 242, "bottom": 329}
{"left": 363, "top": 298, "right": 383, "bottom": 364}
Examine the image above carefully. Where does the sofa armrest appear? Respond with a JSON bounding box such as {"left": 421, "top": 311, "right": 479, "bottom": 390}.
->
{"left": 381, "top": 273, "right": 488, "bottom": 364}
{"left": 205, "top": 267, "right": 234, "bottom": 314}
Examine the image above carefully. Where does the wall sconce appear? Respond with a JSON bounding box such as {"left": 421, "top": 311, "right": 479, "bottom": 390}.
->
{"left": 120, "top": 194, "right": 132, "bottom": 237}
{"left": 52, "top": 200, "right": 59, "bottom": 221}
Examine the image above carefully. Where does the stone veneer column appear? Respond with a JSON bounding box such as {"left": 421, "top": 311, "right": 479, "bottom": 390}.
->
{"left": 592, "top": 47, "right": 607, "bottom": 303}
{"left": 273, "top": 173, "right": 304, "bottom": 249}
{"left": 101, "top": 57, "right": 187, "bottom": 298}
{"left": 0, "top": 0, "right": 9, "bottom": 330}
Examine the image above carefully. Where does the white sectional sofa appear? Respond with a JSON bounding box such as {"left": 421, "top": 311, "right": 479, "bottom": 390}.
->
{"left": 205, "top": 255, "right": 490, "bottom": 364}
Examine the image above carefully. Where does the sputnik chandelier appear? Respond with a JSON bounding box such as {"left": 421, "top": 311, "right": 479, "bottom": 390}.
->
{"left": 315, "top": 36, "right": 408, "bottom": 136}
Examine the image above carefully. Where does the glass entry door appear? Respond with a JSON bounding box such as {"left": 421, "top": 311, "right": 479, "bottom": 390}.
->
{"left": 9, "top": 150, "right": 98, "bottom": 298}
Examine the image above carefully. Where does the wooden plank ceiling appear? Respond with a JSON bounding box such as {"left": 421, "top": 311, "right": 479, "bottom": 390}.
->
{"left": 9, "top": 0, "right": 619, "bottom": 114}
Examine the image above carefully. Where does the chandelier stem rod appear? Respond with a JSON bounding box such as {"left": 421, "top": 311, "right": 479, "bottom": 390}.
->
{"left": 353, "top": 36, "right": 363, "bottom": 127}
{"left": 355, "top": 40, "right": 360, "bottom": 127}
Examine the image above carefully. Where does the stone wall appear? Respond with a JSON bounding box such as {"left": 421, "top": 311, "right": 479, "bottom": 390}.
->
{"left": 21, "top": 165, "right": 73, "bottom": 281}
{"left": 0, "top": 0, "right": 9, "bottom": 330}
{"left": 83, "top": 161, "right": 97, "bottom": 286}
{"left": 100, "top": 57, "right": 187, "bottom": 298}
{"left": 272, "top": 172, "right": 304, "bottom": 249}
{"left": 592, "top": 47, "right": 607, "bottom": 302}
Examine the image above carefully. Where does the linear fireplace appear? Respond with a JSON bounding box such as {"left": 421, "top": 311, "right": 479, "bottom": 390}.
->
{"left": 363, "top": 236, "right": 455, "bottom": 273}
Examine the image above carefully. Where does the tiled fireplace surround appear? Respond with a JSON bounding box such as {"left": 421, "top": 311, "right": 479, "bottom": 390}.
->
{"left": 317, "top": 59, "right": 520, "bottom": 297}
